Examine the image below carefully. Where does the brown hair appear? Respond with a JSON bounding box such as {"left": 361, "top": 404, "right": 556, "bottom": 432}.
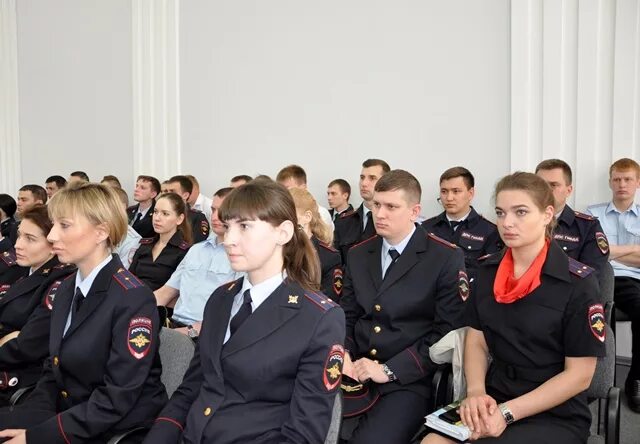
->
{"left": 137, "top": 175, "right": 161, "bottom": 195}
{"left": 439, "top": 166, "right": 475, "bottom": 189}
{"left": 276, "top": 165, "right": 307, "bottom": 185}
{"left": 20, "top": 205, "right": 54, "bottom": 237}
{"left": 535, "top": 159, "right": 572, "bottom": 185}
{"left": 155, "top": 193, "right": 193, "bottom": 244}
{"left": 112, "top": 187, "right": 129, "bottom": 207}
{"left": 493, "top": 172, "right": 556, "bottom": 238}
{"left": 289, "top": 188, "right": 334, "bottom": 245}
{"left": 101, "top": 175, "right": 122, "bottom": 188}
{"left": 328, "top": 179, "right": 351, "bottom": 199}
{"left": 362, "top": 158, "right": 391, "bottom": 173}
{"left": 219, "top": 181, "right": 321, "bottom": 291}
{"left": 609, "top": 158, "right": 640, "bottom": 178}
{"left": 374, "top": 169, "right": 422, "bottom": 204}
{"left": 48, "top": 182, "right": 127, "bottom": 249}
{"left": 19, "top": 185, "right": 47, "bottom": 205}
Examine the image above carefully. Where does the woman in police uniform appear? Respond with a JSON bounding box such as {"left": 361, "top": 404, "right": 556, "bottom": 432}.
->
{"left": 290, "top": 188, "right": 343, "bottom": 301}
{"left": 0, "top": 205, "right": 75, "bottom": 406}
{"left": 129, "top": 192, "right": 192, "bottom": 291}
{"left": 422, "top": 172, "right": 605, "bottom": 444}
{"left": 143, "top": 180, "right": 345, "bottom": 444}
{"left": 0, "top": 182, "right": 166, "bottom": 444}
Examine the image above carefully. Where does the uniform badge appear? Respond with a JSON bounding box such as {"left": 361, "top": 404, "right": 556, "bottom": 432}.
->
{"left": 44, "top": 280, "right": 63, "bottom": 311}
{"left": 288, "top": 295, "right": 299, "bottom": 304}
{"left": 0, "top": 284, "right": 10, "bottom": 297}
{"left": 588, "top": 304, "right": 606, "bottom": 343}
{"left": 458, "top": 271, "right": 470, "bottom": 301}
{"left": 333, "top": 269, "right": 343, "bottom": 296}
{"left": 127, "top": 317, "right": 153, "bottom": 359}
{"left": 595, "top": 232, "right": 609, "bottom": 255}
{"left": 201, "top": 220, "right": 209, "bottom": 236}
{"left": 323, "top": 344, "right": 344, "bottom": 391}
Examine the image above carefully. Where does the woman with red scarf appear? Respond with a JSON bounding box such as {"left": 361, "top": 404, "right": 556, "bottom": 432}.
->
{"left": 422, "top": 172, "right": 605, "bottom": 444}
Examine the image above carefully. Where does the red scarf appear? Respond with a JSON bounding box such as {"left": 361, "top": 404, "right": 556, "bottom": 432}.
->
{"left": 493, "top": 240, "right": 549, "bottom": 304}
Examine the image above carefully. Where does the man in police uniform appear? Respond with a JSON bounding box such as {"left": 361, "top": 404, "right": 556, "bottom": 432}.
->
{"left": 334, "top": 159, "right": 390, "bottom": 264}
{"left": 340, "top": 170, "right": 467, "bottom": 443}
{"left": 127, "top": 175, "right": 161, "bottom": 238}
{"left": 422, "top": 167, "right": 501, "bottom": 296}
{"left": 536, "top": 159, "right": 609, "bottom": 276}
{"left": 327, "top": 179, "right": 353, "bottom": 221}
{"left": 165, "top": 175, "right": 210, "bottom": 243}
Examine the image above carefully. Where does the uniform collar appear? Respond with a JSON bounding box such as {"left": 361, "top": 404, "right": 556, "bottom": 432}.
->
{"left": 606, "top": 201, "right": 640, "bottom": 216}
{"left": 382, "top": 225, "right": 416, "bottom": 257}
{"left": 481, "top": 241, "right": 570, "bottom": 283}
{"left": 238, "top": 271, "right": 286, "bottom": 312}
{"left": 75, "top": 254, "right": 113, "bottom": 297}
{"left": 557, "top": 205, "right": 575, "bottom": 226}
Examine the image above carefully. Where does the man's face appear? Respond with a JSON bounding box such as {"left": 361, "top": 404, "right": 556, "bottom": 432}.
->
{"left": 536, "top": 168, "right": 572, "bottom": 211}
{"left": 17, "top": 191, "right": 40, "bottom": 216}
{"left": 134, "top": 180, "right": 158, "bottom": 203}
{"left": 327, "top": 185, "right": 349, "bottom": 210}
{"left": 439, "top": 177, "right": 474, "bottom": 217}
{"left": 609, "top": 169, "right": 640, "bottom": 202}
{"left": 45, "top": 182, "right": 60, "bottom": 199}
{"left": 371, "top": 189, "right": 420, "bottom": 244}
{"left": 278, "top": 177, "right": 306, "bottom": 190}
{"left": 210, "top": 195, "right": 227, "bottom": 237}
{"left": 165, "top": 182, "right": 189, "bottom": 202}
{"left": 359, "top": 166, "right": 385, "bottom": 201}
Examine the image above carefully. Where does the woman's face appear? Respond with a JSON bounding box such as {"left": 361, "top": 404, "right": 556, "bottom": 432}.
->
{"left": 48, "top": 213, "right": 107, "bottom": 265}
{"left": 15, "top": 219, "right": 53, "bottom": 269}
{"left": 495, "top": 189, "right": 553, "bottom": 249}
{"left": 152, "top": 198, "right": 184, "bottom": 236}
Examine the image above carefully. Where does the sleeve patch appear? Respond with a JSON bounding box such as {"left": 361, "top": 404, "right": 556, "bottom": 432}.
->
{"left": 596, "top": 232, "right": 609, "bottom": 255}
{"left": 588, "top": 304, "right": 606, "bottom": 343}
{"left": 333, "top": 268, "right": 343, "bottom": 296}
{"left": 458, "top": 271, "right": 470, "bottom": 301}
{"left": 0, "top": 284, "right": 10, "bottom": 296}
{"left": 323, "top": 344, "right": 344, "bottom": 391}
{"left": 201, "top": 220, "right": 209, "bottom": 235}
{"left": 128, "top": 317, "right": 153, "bottom": 359}
{"left": 44, "top": 280, "right": 63, "bottom": 311}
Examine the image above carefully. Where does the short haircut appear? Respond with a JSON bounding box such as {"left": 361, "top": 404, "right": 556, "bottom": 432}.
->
{"left": 362, "top": 159, "right": 391, "bottom": 174}
{"left": 19, "top": 185, "right": 47, "bottom": 204}
{"left": 45, "top": 175, "right": 67, "bottom": 188}
{"left": 20, "top": 205, "right": 53, "bottom": 237}
{"left": 214, "top": 187, "right": 234, "bottom": 199}
{"left": 610, "top": 158, "right": 640, "bottom": 177}
{"left": 253, "top": 174, "right": 273, "bottom": 182}
{"left": 48, "top": 182, "right": 127, "bottom": 249}
{"left": 112, "top": 187, "right": 129, "bottom": 207}
{"left": 167, "top": 175, "right": 193, "bottom": 195}
{"left": 231, "top": 175, "right": 253, "bottom": 183}
{"left": 328, "top": 179, "right": 351, "bottom": 199}
{"left": 276, "top": 165, "right": 307, "bottom": 185}
{"left": 439, "top": 166, "right": 475, "bottom": 189}
{"left": 137, "top": 175, "right": 161, "bottom": 195}
{"left": 185, "top": 174, "right": 199, "bottom": 187}
{"left": 70, "top": 171, "right": 90, "bottom": 182}
{"left": 101, "top": 175, "right": 122, "bottom": 188}
{"left": 374, "top": 169, "right": 421, "bottom": 204}
{"left": 0, "top": 194, "right": 17, "bottom": 218}
{"left": 535, "top": 159, "right": 573, "bottom": 185}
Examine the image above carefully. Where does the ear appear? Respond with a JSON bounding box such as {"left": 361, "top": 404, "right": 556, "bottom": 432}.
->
{"left": 176, "top": 213, "right": 185, "bottom": 226}
{"left": 277, "top": 220, "right": 295, "bottom": 246}
{"left": 94, "top": 223, "right": 110, "bottom": 245}
{"left": 566, "top": 184, "right": 574, "bottom": 196}
{"left": 468, "top": 187, "right": 475, "bottom": 200}
{"left": 409, "top": 203, "right": 422, "bottom": 222}
{"left": 543, "top": 205, "right": 555, "bottom": 226}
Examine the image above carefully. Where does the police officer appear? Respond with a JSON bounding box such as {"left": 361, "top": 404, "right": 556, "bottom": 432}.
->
{"left": 421, "top": 173, "right": 605, "bottom": 444}
{"left": 165, "top": 175, "right": 210, "bottom": 243}
{"left": 334, "top": 159, "right": 390, "bottom": 264}
{"left": 0, "top": 206, "right": 75, "bottom": 406}
{"left": 0, "top": 194, "right": 18, "bottom": 249}
{"left": 143, "top": 180, "right": 345, "bottom": 444}
{"left": 129, "top": 193, "right": 192, "bottom": 291}
{"left": 341, "top": 170, "right": 467, "bottom": 444}
{"left": 536, "top": 159, "right": 609, "bottom": 276}
{"left": 127, "top": 175, "right": 161, "bottom": 239}
{"left": 291, "top": 188, "right": 343, "bottom": 302}
{"left": 327, "top": 179, "right": 354, "bottom": 221}
{"left": 0, "top": 249, "right": 28, "bottom": 287}
{"left": 0, "top": 182, "right": 166, "bottom": 444}
{"left": 422, "top": 167, "right": 502, "bottom": 296}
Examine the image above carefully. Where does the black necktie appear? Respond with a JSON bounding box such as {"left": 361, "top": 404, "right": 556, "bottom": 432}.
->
{"left": 132, "top": 212, "right": 142, "bottom": 226}
{"left": 230, "top": 289, "right": 253, "bottom": 336}
{"left": 363, "top": 212, "right": 375, "bottom": 236}
{"left": 384, "top": 249, "right": 400, "bottom": 279}
{"left": 450, "top": 220, "right": 461, "bottom": 231}
{"left": 73, "top": 288, "right": 84, "bottom": 314}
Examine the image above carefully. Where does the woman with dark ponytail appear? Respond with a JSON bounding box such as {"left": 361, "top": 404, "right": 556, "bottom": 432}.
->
{"left": 143, "top": 180, "right": 345, "bottom": 444}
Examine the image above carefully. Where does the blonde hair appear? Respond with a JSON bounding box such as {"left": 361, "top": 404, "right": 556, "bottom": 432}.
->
{"left": 48, "top": 182, "right": 127, "bottom": 249}
{"left": 289, "top": 188, "right": 333, "bottom": 245}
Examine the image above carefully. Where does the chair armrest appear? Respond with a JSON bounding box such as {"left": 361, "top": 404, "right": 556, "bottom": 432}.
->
{"left": 106, "top": 426, "right": 150, "bottom": 444}
{"left": 9, "top": 385, "right": 36, "bottom": 406}
{"left": 431, "top": 363, "right": 453, "bottom": 411}
{"left": 605, "top": 386, "right": 620, "bottom": 444}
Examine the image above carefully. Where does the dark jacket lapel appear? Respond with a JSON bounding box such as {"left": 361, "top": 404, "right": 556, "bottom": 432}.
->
{"left": 0, "top": 256, "right": 60, "bottom": 307}
{"left": 366, "top": 237, "right": 384, "bottom": 291}
{"left": 377, "top": 226, "right": 426, "bottom": 295}
{"left": 204, "top": 278, "right": 242, "bottom": 377}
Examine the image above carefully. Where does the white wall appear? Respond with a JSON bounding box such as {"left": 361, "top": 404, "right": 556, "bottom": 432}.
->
{"left": 15, "top": 0, "right": 134, "bottom": 194}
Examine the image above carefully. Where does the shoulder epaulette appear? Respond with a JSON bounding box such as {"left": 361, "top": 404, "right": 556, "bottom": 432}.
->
{"left": 427, "top": 233, "right": 458, "bottom": 249}
{"left": 318, "top": 241, "right": 338, "bottom": 253}
{"left": 349, "top": 234, "right": 378, "bottom": 251}
{"left": 53, "top": 263, "right": 73, "bottom": 270}
{"left": 574, "top": 211, "right": 595, "bottom": 221}
{"left": 113, "top": 268, "right": 145, "bottom": 290}
{"left": 139, "top": 237, "right": 154, "bottom": 245}
{"left": 479, "top": 215, "right": 497, "bottom": 227}
{"left": 178, "top": 241, "right": 191, "bottom": 251}
{"left": 422, "top": 216, "right": 439, "bottom": 224}
{"left": 568, "top": 258, "right": 595, "bottom": 278}
{"left": 0, "top": 251, "right": 17, "bottom": 267}
{"left": 225, "top": 279, "right": 242, "bottom": 292}
{"left": 339, "top": 210, "right": 357, "bottom": 219}
{"left": 477, "top": 254, "right": 492, "bottom": 262}
{"left": 304, "top": 291, "right": 338, "bottom": 311}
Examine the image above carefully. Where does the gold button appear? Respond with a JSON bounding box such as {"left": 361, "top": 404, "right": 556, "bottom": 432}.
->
{"left": 374, "top": 326, "right": 381, "bottom": 333}
{"left": 204, "top": 407, "right": 212, "bottom": 416}
{"left": 370, "top": 349, "right": 377, "bottom": 356}
{"left": 53, "top": 356, "right": 59, "bottom": 366}
{"left": 374, "top": 304, "right": 381, "bottom": 312}
{"left": 61, "top": 390, "right": 68, "bottom": 398}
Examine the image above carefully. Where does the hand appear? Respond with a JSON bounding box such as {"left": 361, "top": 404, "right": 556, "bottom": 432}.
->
{"left": 459, "top": 394, "right": 498, "bottom": 435}
{"left": 342, "top": 353, "right": 356, "bottom": 379}
{"left": 479, "top": 408, "right": 507, "bottom": 438}
{"left": 353, "top": 358, "right": 389, "bottom": 384}
{"left": 174, "top": 327, "right": 189, "bottom": 336}
{"left": 0, "top": 429, "right": 26, "bottom": 444}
